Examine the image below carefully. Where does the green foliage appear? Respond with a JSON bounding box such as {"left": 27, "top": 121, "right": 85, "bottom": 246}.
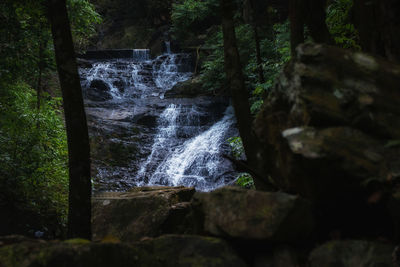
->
{"left": 67, "top": 0, "right": 102, "bottom": 51}
{"left": 227, "top": 136, "right": 244, "bottom": 160}
{"left": 0, "top": 0, "right": 100, "bottom": 237}
{"left": 200, "top": 24, "right": 256, "bottom": 92}
{"left": 0, "top": 0, "right": 100, "bottom": 84}
{"left": 249, "top": 21, "right": 291, "bottom": 114}
{"left": 326, "top": 0, "right": 360, "bottom": 50}
{"left": 199, "top": 28, "right": 225, "bottom": 92}
{"left": 235, "top": 173, "right": 255, "bottom": 189}
{"left": 384, "top": 140, "right": 400, "bottom": 148}
{"left": 0, "top": 82, "right": 68, "bottom": 236}
{"left": 171, "top": 0, "right": 219, "bottom": 40}
{"left": 227, "top": 137, "right": 255, "bottom": 189}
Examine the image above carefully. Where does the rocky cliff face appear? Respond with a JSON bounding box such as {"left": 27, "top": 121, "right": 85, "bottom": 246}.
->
{"left": 254, "top": 43, "right": 400, "bottom": 241}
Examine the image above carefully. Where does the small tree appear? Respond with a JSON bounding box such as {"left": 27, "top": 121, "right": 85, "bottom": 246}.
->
{"left": 47, "top": 0, "right": 92, "bottom": 239}
{"left": 289, "top": 0, "right": 332, "bottom": 56}
{"left": 220, "top": 0, "right": 274, "bottom": 191}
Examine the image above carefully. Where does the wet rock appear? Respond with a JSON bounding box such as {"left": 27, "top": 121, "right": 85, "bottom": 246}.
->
{"left": 86, "top": 79, "right": 113, "bottom": 101}
{"left": 165, "top": 76, "right": 208, "bottom": 98}
{"left": 309, "top": 240, "right": 394, "bottom": 267}
{"left": 0, "top": 234, "right": 246, "bottom": 267}
{"left": 92, "top": 186, "right": 196, "bottom": 242}
{"left": 76, "top": 58, "right": 93, "bottom": 68}
{"left": 193, "top": 186, "right": 314, "bottom": 241}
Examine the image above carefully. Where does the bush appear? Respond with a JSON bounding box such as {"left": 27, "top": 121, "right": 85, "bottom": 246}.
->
{"left": 249, "top": 21, "right": 291, "bottom": 114}
{"left": 171, "top": 0, "right": 219, "bottom": 40}
{"left": 235, "top": 173, "right": 255, "bottom": 189}
{"left": 326, "top": 0, "right": 360, "bottom": 50}
{"left": 0, "top": 82, "right": 68, "bottom": 237}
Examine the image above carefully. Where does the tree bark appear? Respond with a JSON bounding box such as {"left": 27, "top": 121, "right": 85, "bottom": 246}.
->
{"left": 220, "top": 0, "right": 274, "bottom": 191}
{"left": 244, "top": 0, "right": 265, "bottom": 83}
{"left": 353, "top": 0, "right": 400, "bottom": 63}
{"left": 289, "top": 0, "right": 332, "bottom": 56}
{"left": 47, "top": 0, "right": 92, "bottom": 239}
{"left": 289, "top": 0, "right": 305, "bottom": 56}
{"left": 253, "top": 25, "right": 265, "bottom": 83}
{"left": 305, "top": 0, "right": 333, "bottom": 44}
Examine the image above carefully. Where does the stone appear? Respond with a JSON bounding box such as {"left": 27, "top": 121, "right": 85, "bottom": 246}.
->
{"left": 92, "top": 186, "right": 196, "bottom": 242}
{"left": 253, "top": 43, "right": 400, "bottom": 237}
{"left": 309, "top": 240, "right": 395, "bottom": 267}
{"left": 254, "top": 247, "right": 299, "bottom": 267}
{"left": 165, "top": 76, "right": 208, "bottom": 98}
{"left": 138, "top": 235, "right": 247, "bottom": 267}
{"left": 0, "top": 234, "right": 247, "bottom": 267}
{"left": 86, "top": 79, "right": 113, "bottom": 101}
{"left": 193, "top": 186, "right": 314, "bottom": 242}
{"left": 76, "top": 58, "right": 93, "bottom": 68}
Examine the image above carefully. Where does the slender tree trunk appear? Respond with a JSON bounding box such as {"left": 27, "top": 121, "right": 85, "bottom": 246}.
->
{"left": 36, "top": 26, "right": 47, "bottom": 113}
{"left": 47, "top": 0, "right": 92, "bottom": 239}
{"left": 289, "top": 0, "right": 305, "bottom": 56}
{"left": 253, "top": 25, "right": 265, "bottom": 83}
{"left": 220, "top": 0, "right": 274, "bottom": 191}
{"left": 245, "top": 0, "right": 265, "bottom": 83}
{"left": 305, "top": 0, "right": 333, "bottom": 44}
{"left": 353, "top": 0, "right": 400, "bottom": 62}
{"left": 289, "top": 0, "right": 332, "bottom": 56}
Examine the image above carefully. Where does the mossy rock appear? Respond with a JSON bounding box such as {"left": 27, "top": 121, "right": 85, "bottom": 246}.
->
{"left": 92, "top": 186, "right": 196, "bottom": 242}
{"left": 193, "top": 186, "right": 314, "bottom": 242}
{"left": 309, "top": 240, "right": 394, "bottom": 267}
{"left": 0, "top": 234, "right": 247, "bottom": 267}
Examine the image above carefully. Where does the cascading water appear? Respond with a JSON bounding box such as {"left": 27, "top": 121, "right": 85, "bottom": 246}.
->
{"left": 165, "top": 41, "right": 171, "bottom": 54}
{"left": 79, "top": 49, "right": 238, "bottom": 192}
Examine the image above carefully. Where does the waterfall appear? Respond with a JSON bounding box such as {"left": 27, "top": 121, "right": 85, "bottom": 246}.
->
{"left": 165, "top": 41, "right": 171, "bottom": 54}
{"left": 79, "top": 50, "right": 237, "bottom": 192}
{"left": 132, "top": 49, "right": 150, "bottom": 61}
{"left": 137, "top": 104, "right": 180, "bottom": 179}
{"left": 148, "top": 106, "right": 236, "bottom": 191}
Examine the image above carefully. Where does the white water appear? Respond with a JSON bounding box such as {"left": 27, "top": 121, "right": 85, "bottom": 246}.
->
{"left": 133, "top": 49, "right": 150, "bottom": 61}
{"left": 165, "top": 41, "right": 171, "bottom": 54}
{"left": 148, "top": 106, "right": 236, "bottom": 191}
{"left": 137, "top": 103, "right": 180, "bottom": 179}
{"left": 153, "top": 54, "right": 192, "bottom": 97}
{"left": 80, "top": 50, "right": 237, "bottom": 191}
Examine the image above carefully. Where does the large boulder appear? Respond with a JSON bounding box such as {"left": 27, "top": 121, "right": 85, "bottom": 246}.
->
{"left": 92, "top": 186, "right": 196, "bottom": 242}
{"left": 0, "top": 235, "right": 247, "bottom": 267}
{"left": 193, "top": 187, "right": 314, "bottom": 242}
{"left": 254, "top": 43, "right": 400, "bottom": 237}
{"left": 309, "top": 240, "right": 395, "bottom": 267}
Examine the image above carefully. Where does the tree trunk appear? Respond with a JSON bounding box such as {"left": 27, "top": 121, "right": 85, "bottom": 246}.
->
{"left": 353, "top": 0, "right": 400, "bottom": 63}
{"left": 289, "top": 0, "right": 305, "bottom": 56}
{"left": 289, "top": 0, "right": 332, "bottom": 56}
{"left": 36, "top": 24, "right": 47, "bottom": 113}
{"left": 253, "top": 25, "right": 264, "bottom": 83}
{"left": 220, "top": 0, "right": 274, "bottom": 191}
{"left": 47, "top": 0, "right": 92, "bottom": 239}
{"left": 305, "top": 0, "right": 333, "bottom": 44}
{"left": 244, "top": 0, "right": 265, "bottom": 83}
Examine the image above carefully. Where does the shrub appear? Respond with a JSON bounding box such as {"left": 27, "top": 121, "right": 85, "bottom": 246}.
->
{"left": 0, "top": 82, "right": 68, "bottom": 237}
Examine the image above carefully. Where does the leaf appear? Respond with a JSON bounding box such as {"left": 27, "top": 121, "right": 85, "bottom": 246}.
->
{"left": 385, "top": 140, "right": 400, "bottom": 148}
